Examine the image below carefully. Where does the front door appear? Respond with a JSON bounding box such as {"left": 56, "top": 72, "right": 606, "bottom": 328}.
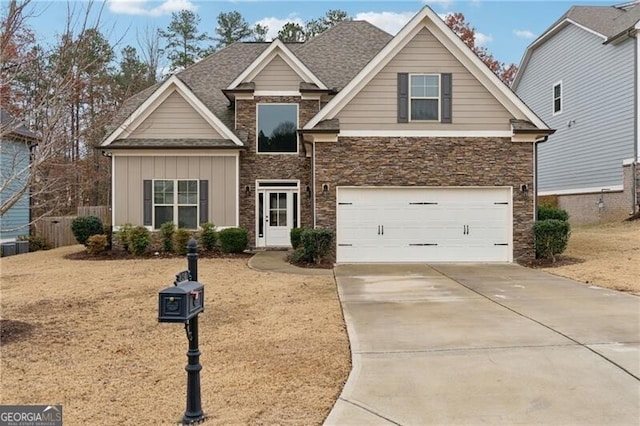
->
{"left": 257, "top": 186, "right": 298, "bottom": 247}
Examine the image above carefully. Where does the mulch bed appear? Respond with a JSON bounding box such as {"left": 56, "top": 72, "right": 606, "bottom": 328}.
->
{"left": 64, "top": 248, "right": 254, "bottom": 261}
{"left": 525, "top": 255, "right": 586, "bottom": 268}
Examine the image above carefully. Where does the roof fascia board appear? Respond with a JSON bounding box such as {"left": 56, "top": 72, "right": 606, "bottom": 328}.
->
{"left": 102, "top": 75, "right": 242, "bottom": 147}
{"left": 227, "top": 39, "right": 327, "bottom": 90}
{"left": 306, "top": 6, "right": 548, "bottom": 130}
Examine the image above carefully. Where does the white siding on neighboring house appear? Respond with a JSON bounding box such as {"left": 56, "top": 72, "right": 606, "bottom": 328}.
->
{"left": 128, "top": 91, "right": 224, "bottom": 139}
{"left": 337, "top": 27, "right": 514, "bottom": 131}
{"left": 252, "top": 55, "right": 303, "bottom": 92}
{"left": 515, "top": 24, "right": 635, "bottom": 193}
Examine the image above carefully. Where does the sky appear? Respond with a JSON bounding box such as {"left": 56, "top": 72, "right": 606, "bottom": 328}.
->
{"left": 22, "top": 0, "right": 619, "bottom": 67}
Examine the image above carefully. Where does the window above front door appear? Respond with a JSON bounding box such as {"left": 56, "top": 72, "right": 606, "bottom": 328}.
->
{"left": 256, "top": 104, "right": 298, "bottom": 154}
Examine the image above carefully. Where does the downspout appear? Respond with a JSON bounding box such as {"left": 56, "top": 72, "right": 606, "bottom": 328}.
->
{"left": 634, "top": 25, "right": 639, "bottom": 213}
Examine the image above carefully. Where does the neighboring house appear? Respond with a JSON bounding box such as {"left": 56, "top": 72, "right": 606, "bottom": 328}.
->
{"left": 0, "top": 109, "right": 38, "bottom": 242}
{"left": 513, "top": 1, "right": 640, "bottom": 225}
{"left": 101, "top": 6, "right": 552, "bottom": 263}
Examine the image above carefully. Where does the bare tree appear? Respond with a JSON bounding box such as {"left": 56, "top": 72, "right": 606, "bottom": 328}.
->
{"left": 137, "top": 24, "right": 162, "bottom": 83}
{"left": 1, "top": 0, "right": 116, "bottom": 228}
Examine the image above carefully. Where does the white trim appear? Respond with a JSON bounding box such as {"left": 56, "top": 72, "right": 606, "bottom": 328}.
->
{"left": 152, "top": 178, "right": 200, "bottom": 230}
{"left": 338, "top": 130, "right": 513, "bottom": 138}
{"left": 109, "top": 150, "right": 240, "bottom": 157}
{"left": 102, "top": 75, "right": 243, "bottom": 147}
{"left": 312, "top": 142, "right": 317, "bottom": 228}
{"left": 256, "top": 103, "right": 299, "bottom": 155}
{"left": 111, "top": 156, "right": 116, "bottom": 228}
{"left": 538, "top": 185, "right": 624, "bottom": 196}
{"left": 235, "top": 155, "right": 240, "bottom": 227}
{"left": 255, "top": 179, "right": 300, "bottom": 248}
{"left": 227, "top": 39, "right": 327, "bottom": 90}
{"left": 408, "top": 73, "right": 441, "bottom": 122}
{"left": 552, "top": 80, "right": 563, "bottom": 116}
{"left": 623, "top": 158, "right": 637, "bottom": 166}
{"left": 305, "top": 6, "right": 549, "bottom": 131}
{"left": 637, "top": 27, "right": 640, "bottom": 162}
{"left": 513, "top": 18, "right": 607, "bottom": 89}
{"left": 254, "top": 90, "right": 301, "bottom": 97}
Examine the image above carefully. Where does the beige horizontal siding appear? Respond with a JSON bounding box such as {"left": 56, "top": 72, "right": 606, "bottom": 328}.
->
{"left": 129, "top": 91, "right": 223, "bottom": 139}
{"left": 252, "top": 55, "right": 302, "bottom": 91}
{"left": 113, "top": 155, "right": 237, "bottom": 228}
{"left": 338, "top": 27, "right": 513, "bottom": 131}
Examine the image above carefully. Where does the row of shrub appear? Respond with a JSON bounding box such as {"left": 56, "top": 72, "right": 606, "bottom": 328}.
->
{"left": 533, "top": 204, "right": 571, "bottom": 263}
{"left": 289, "top": 227, "right": 333, "bottom": 265}
{"left": 71, "top": 216, "right": 249, "bottom": 256}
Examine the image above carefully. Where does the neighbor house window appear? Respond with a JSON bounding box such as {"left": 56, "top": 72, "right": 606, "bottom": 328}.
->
{"left": 410, "top": 74, "right": 440, "bottom": 121}
{"left": 153, "top": 179, "right": 198, "bottom": 229}
{"left": 257, "top": 104, "right": 298, "bottom": 153}
{"left": 553, "top": 81, "right": 562, "bottom": 115}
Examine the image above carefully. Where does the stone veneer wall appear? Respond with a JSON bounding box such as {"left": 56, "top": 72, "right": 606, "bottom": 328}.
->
{"left": 314, "top": 137, "right": 536, "bottom": 263}
{"left": 236, "top": 96, "right": 318, "bottom": 247}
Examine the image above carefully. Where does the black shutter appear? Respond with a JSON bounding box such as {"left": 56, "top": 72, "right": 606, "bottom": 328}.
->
{"left": 143, "top": 180, "right": 152, "bottom": 226}
{"left": 397, "top": 73, "right": 409, "bottom": 123}
{"left": 199, "top": 180, "right": 209, "bottom": 224}
{"left": 441, "top": 73, "right": 452, "bottom": 124}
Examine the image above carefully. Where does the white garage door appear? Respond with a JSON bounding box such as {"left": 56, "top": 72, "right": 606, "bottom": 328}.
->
{"left": 336, "top": 187, "right": 513, "bottom": 263}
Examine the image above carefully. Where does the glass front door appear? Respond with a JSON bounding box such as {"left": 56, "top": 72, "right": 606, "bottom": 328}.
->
{"left": 257, "top": 188, "right": 298, "bottom": 247}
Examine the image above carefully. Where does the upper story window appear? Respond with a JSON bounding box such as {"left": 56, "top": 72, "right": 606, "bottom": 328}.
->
{"left": 154, "top": 179, "right": 198, "bottom": 229}
{"left": 410, "top": 74, "right": 440, "bottom": 121}
{"left": 553, "top": 81, "right": 562, "bottom": 115}
{"left": 257, "top": 104, "right": 298, "bottom": 154}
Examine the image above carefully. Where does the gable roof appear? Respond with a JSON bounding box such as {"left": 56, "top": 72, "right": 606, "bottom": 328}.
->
{"left": 513, "top": 2, "right": 640, "bottom": 88}
{"left": 227, "top": 39, "right": 326, "bottom": 90}
{"left": 1, "top": 109, "right": 39, "bottom": 141}
{"left": 103, "top": 22, "right": 390, "bottom": 141}
{"left": 101, "top": 75, "right": 243, "bottom": 147}
{"left": 305, "top": 5, "right": 549, "bottom": 131}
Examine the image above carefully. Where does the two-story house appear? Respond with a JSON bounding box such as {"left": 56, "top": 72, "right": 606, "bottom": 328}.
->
{"left": 101, "top": 6, "right": 553, "bottom": 263}
{"left": 514, "top": 1, "right": 640, "bottom": 225}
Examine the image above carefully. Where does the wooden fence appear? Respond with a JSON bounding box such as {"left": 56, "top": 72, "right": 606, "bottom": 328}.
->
{"left": 35, "top": 206, "right": 111, "bottom": 248}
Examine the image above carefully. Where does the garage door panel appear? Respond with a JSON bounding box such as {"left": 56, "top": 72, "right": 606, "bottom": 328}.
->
{"left": 337, "top": 187, "right": 513, "bottom": 263}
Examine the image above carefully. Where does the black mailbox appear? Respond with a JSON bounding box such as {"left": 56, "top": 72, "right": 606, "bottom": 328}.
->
{"left": 158, "top": 281, "right": 204, "bottom": 323}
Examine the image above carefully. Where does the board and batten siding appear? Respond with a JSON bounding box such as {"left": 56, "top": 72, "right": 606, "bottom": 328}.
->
{"left": 0, "top": 139, "right": 30, "bottom": 240}
{"left": 337, "top": 26, "right": 514, "bottom": 131}
{"left": 252, "top": 55, "right": 303, "bottom": 92}
{"left": 128, "top": 91, "right": 224, "bottom": 139}
{"left": 515, "top": 24, "right": 635, "bottom": 192}
{"left": 113, "top": 155, "right": 237, "bottom": 227}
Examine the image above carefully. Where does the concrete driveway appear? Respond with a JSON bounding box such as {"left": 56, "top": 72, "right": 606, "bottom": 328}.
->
{"left": 324, "top": 264, "right": 640, "bottom": 425}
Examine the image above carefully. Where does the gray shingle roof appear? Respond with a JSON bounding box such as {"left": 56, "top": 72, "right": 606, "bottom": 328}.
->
{"left": 104, "top": 20, "right": 392, "bottom": 141}
{"left": 107, "top": 138, "right": 244, "bottom": 149}
{"left": 1, "top": 109, "right": 39, "bottom": 140}
{"left": 555, "top": 2, "right": 640, "bottom": 40}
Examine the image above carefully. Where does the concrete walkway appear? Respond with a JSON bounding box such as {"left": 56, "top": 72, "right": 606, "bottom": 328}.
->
{"left": 325, "top": 263, "right": 640, "bottom": 425}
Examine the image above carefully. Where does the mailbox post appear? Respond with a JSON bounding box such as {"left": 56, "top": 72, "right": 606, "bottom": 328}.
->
{"left": 158, "top": 237, "right": 204, "bottom": 424}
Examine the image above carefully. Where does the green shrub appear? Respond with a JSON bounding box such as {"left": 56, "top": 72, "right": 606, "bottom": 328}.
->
{"left": 300, "top": 228, "right": 333, "bottom": 264}
{"left": 290, "top": 227, "right": 304, "bottom": 249}
{"left": 288, "top": 247, "right": 309, "bottom": 263}
{"left": 86, "top": 234, "right": 108, "bottom": 255}
{"left": 173, "top": 228, "right": 192, "bottom": 255}
{"left": 533, "top": 219, "right": 571, "bottom": 263}
{"left": 22, "top": 235, "right": 51, "bottom": 251}
{"left": 115, "top": 224, "right": 133, "bottom": 252}
{"left": 219, "top": 227, "right": 248, "bottom": 253}
{"left": 128, "top": 226, "right": 151, "bottom": 255}
{"left": 538, "top": 204, "right": 569, "bottom": 221}
{"left": 160, "top": 222, "right": 175, "bottom": 252}
{"left": 71, "top": 215, "right": 104, "bottom": 246}
{"left": 199, "top": 222, "right": 217, "bottom": 251}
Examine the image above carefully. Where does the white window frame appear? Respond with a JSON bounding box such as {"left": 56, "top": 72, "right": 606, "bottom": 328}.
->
{"left": 409, "top": 73, "right": 441, "bottom": 122}
{"left": 256, "top": 103, "right": 299, "bottom": 155}
{"left": 153, "top": 179, "right": 199, "bottom": 230}
{"left": 552, "top": 81, "right": 562, "bottom": 116}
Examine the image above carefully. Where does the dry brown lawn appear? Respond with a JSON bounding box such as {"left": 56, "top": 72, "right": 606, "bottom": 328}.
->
{"left": 539, "top": 220, "right": 640, "bottom": 295}
{"left": 0, "top": 246, "right": 350, "bottom": 425}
